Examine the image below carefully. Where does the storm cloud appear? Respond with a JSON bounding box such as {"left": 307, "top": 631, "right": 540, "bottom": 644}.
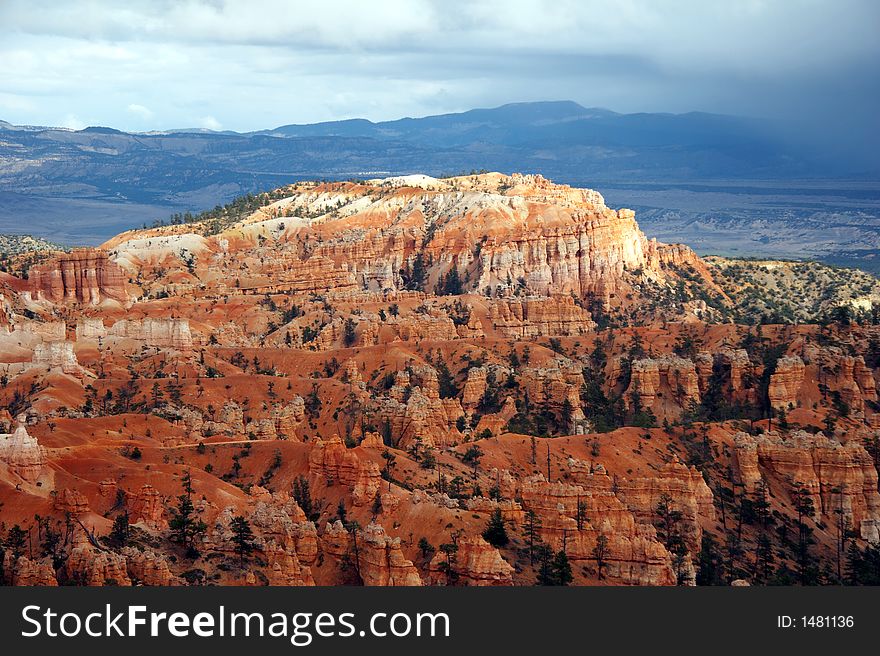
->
{"left": 1, "top": 0, "right": 878, "bottom": 166}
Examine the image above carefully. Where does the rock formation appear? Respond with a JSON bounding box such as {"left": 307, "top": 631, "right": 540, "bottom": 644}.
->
{"left": 626, "top": 355, "right": 701, "bottom": 418}
{"left": 31, "top": 340, "right": 88, "bottom": 376}
{"left": 29, "top": 249, "right": 128, "bottom": 305}
{"left": 518, "top": 475, "right": 677, "bottom": 585}
{"left": 108, "top": 318, "right": 193, "bottom": 349}
{"left": 428, "top": 536, "right": 513, "bottom": 586}
{"left": 768, "top": 355, "right": 805, "bottom": 411}
{"left": 122, "top": 548, "right": 178, "bottom": 586}
{"left": 54, "top": 488, "right": 90, "bottom": 515}
{"left": 0, "top": 423, "right": 48, "bottom": 484}
{"left": 488, "top": 295, "right": 597, "bottom": 338}
{"left": 735, "top": 430, "right": 880, "bottom": 542}
{"left": 309, "top": 436, "right": 381, "bottom": 505}
{"left": 2, "top": 553, "right": 57, "bottom": 586}
{"left": 356, "top": 523, "right": 422, "bottom": 586}
{"left": 129, "top": 484, "right": 167, "bottom": 530}
{"left": 64, "top": 528, "right": 131, "bottom": 586}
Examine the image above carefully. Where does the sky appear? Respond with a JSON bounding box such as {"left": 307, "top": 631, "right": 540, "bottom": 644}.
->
{"left": 1, "top": 0, "right": 878, "bottom": 148}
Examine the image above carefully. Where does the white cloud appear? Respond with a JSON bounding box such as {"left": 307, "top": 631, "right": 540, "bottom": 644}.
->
{"left": 0, "top": 0, "right": 875, "bottom": 134}
{"left": 59, "top": 114, "right": 85, "bottom": 130}
{"left": 199, "top": 115, "right": 222, "bottom": 131}
{"left": 126, "top": 103, "right": 154, "bottom": 121}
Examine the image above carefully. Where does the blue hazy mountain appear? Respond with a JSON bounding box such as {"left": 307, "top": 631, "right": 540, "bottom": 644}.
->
{"left": 0, "top": 101, "right": 873, "bottom": 244}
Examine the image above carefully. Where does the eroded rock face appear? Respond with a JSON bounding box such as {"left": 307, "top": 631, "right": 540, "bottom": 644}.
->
{"left": 29, "top": 249, "right": 128, "bottom": 305}
{"left": 474, "top": 395, "right": 518, "bottom": 437}
{"left": 570, "top": 458, "right": 715, "bottom": 553}
{"left": 464, "top": 496, "right": 525, "bottom": 523}
{"left": 32, "top": 341, "right": 86, "bottom": 376}
{"left": 247, "top": 497, "right": 318, "bottom": 566}
{"left": 0, "top": 423, "right": 48, "bottom": 484}
{"left": 696, "top": 349, "right": 755, "bottom": 405}
{"left": 108, "top": 318, "right": 193, "bottom": 349}
{"left": 428, "top": 536, "right": 513, "bottom": 586}
{"left": 64, "top": 529, "right": 131, "bottom": 586}
{"left": 735, "top": 430, "right": 880, "bottom": 542}
{"left": 832, "top": 355, "right": 877, "bottom": 417}
{"left": 461, "top": 367, "right": 488, "bottom": 408}
{"left": 768, "top": 356, "right": 805, "bottom": 411}
{"left": 357, "top": 523, "right": 422, "bottom": 586}
{"left": 54, "top": 488, "right": 90, "bottom": 515}
{"left": 488, "top": 295, "right": 596, "bottom": 338}
{"left": 245, "top": 398, "right": 305, "bottom": 440}
{"left": 265, "top": 542, "right": 315, "bottom": 586}
{"left": 2, "top": 553, "right": 57, "bottom": 586}
{"left": 129, "top": 484, "right": 167, "bottom": 530}
{"left": 122, "top": 548, "right": 178, "bottom": 586}
{"left": 376, "top": 367, "right": 464, "bottom": 448}
{"left": 627, "top": 356, "right": 700, "bottom": 418}
{"left": 518, "top": 475, "right": 677, "bottom": 585}
{"left": 309, "top": 436, "right": 381, "bottom": 505}
{"left": 519, "top": 359, "right": 582, "bottom": 419}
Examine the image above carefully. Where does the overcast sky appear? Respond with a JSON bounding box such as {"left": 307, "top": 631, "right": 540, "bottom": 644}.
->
{"left": 1, "top": 0, "right": 878, "bottom": 140}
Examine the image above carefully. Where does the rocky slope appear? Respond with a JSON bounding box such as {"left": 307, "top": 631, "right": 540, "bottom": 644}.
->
{"left": 0, "top": 173, "right": 878, "bottom": 587}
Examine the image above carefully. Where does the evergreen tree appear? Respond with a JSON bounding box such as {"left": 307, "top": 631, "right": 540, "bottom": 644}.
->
{"left": 230, "top": 515, "right": 255, "bottom": 565}
{"left": 754, "top": 533, "right": 775, "bottom": 584}
{"left": 109, "top": 512, "right": 131, "bottom": 547}
{"left": 5, "top": 524, "right": 27, "bottom": 559}
{"left": 592, "top": 534, "right": 608, "bottom": 580}
{"left": 482, "top": 509, "right": 509, "bottom": 547}
{"left": 793, "top": 486, "right": 817, "bottom": 585}
{"left": 438, "top": 542, "right": 459, "bottom": 585}
{"left": 535, "top": 544, "right": 555, "bottom": 585}
{"left": 437, "top": 266, "right": 463, "bottom": 296}
{"left": 343, "top": 318, "right": 357, "bottom": 347}
{"left": 292, "top": 475, "right": 316, "bottom": 521}
{"left": 552, "top": 549, "right": 573, "bottom": 586}
{"left": 462, "top": 444, "right": 482, "bottom": 477}
{"left": 169, "top": 471, "right": 207, "bottom": 557}
{"left": 436, "top": 358, "right": 458, "bottom": 398}
{"left": 401, "top": 253, "right": 427, "bottom": 291}
{"left": 696, "top": 533, "right": 725, "bottom": 585}
{"left": 522, "top": 509, "right": 543, "bottom": 564}
{"left": 418, "top": 537, "right": 435, "bottom": 560}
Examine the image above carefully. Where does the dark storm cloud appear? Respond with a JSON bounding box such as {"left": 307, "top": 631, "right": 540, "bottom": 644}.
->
{"left": 0, "top": 0, "right": 877, "bottom": 168}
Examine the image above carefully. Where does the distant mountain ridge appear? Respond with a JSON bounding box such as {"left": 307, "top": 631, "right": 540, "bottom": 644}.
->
{"left": 0, "top": 100, "right": 866, "bottom": 244}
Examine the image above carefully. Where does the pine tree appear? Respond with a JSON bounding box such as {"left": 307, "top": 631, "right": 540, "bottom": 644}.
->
{"left": 482, "top": 509, "right": 509, "bottom": 547}
{"left": 754, "top": 533, "right": 774, "bottom": 584}
{"left": 845, "top": 540, "right": 862, "bottom": 585}
{"left": 437, "top": 266, "right": 462, "bottom": 296}
{"left": 552, "top": 549, "right": 573, "bottom": 586}
{"left": 5, "top": 524, "right": 27, "bottom": 559}
{"left": 438, "top": 542, "right": 459, "bottom": 585}
{"left": 793, "top": 485, "right": 817, "bottom": 585}
{"left": 592, "top": 533, "right": 608, "bottom": 580}
{"left": 230, "top": 515, "right": 255, "bottom": 565}
{"left": 522, "top": 509, "right": 543, "bottom": 564}
{"left": 436, "top": 358, "right": 458, "bottom": 398}
{"left": 655, "top": 493, "right": 683, "bottom": 549}
{"left": 110, "top": 512, "right": 131, "bottom": 547}
{"left": 535, "top": 544, "right": 555, "bottom": 585}
{"left": 576, "top": 496, "right": 587, "bottom": 531}
{"left": 418, "top": 537, "right": 435, "bottom": 560}
{"left": 292, "top": 475, "right": 315, "bottom": 520}
{"left": 343, "top": 318, "right": 357, "bottom": 347}
{"left": 169, "top": 471, "right": 207, "bottom": 557}
{"left": 696, "top": 532, "right": 725, "bottom": 585}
